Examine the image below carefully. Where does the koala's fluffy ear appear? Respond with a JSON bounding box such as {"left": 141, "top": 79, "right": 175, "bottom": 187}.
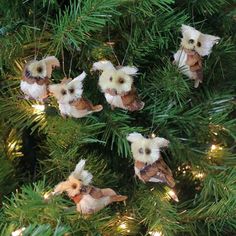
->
{"left": 92, "top": 60, "right": 115, "bottom": 71}
{"left": 119, "top": 66, "right": 138, "bottom": 75}
{"left": 127, "top": 132, "right": 143, "bottom": 143}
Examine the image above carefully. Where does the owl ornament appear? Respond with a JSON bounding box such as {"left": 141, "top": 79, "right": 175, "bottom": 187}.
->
{"left": 174, "top": 25, "right": 220, "bottom": 88}
{"left": 127, "top": 132, "right": 176, "bottom": 188}
{"left": 53, "top": 160, "right": 127, "bottom": 215}
{"left": 20, "top": 56, "right": 60, "bottom": 101}
{"left": 93, "top": 60, "right": 144, "bottom": 111}
{"left": 49, "top": 72, "right": 103, "bottom": 118}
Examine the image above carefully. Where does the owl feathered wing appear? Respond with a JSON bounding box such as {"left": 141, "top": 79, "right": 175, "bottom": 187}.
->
{"left": 138, "top": 157, "right": 175, "bottom": 188}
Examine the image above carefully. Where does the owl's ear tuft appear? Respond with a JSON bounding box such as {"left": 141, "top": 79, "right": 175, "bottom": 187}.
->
{"left": 118, "top": 66, "right": 138, "bottom": 75}
{"left": 127, "top": 132, "right": 143, "bottom": 143}
{"left": 92, "top": 60, "right": 115, "bottom": 72}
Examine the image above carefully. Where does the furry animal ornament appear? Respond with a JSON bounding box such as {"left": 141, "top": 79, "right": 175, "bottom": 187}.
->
{"left": 53, "top": 160, "right": 127, "bottom": 214}
{"left": 93, "top": 60, "right": 144, "bottom": 111}
{"left": 127, "top": 132, "right": 176, "bottom": 188}
{"left": 174, "top": 25, "right": 220, "bottom": 88}
{"left": 49, "top": 72, "right": 103, "bottom": 118}
{"left": 21, "top": 56, "right": 60, "bottom": 101}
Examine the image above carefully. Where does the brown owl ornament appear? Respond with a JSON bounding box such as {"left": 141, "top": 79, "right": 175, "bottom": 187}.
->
{"left": 53, "top": 160, "right": 127, "bottom": 215}
{"left": 174, "top": 25, "right": 220, "bottom": 88}
{"left": 127, "top": 132, "right": 175, "bottom": 188}
{"left": 93, "top": 60, "right": 144, "bottom": 111}
{"left": 49, "top": 72, "right": 103, "bottom": 118}
{"left": 20, "top": 56, "right": 60, "bottom": 101}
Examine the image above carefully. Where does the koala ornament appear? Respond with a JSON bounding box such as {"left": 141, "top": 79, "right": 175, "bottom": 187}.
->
{"left": 174, "top": 25, "right": 220, "bottom": 88}
{"left": 53, "top": 160, "right": 127, "bottom": 215}
{"left": 49, "top": 72, "right": 103, "bottom": 118}
{"left": 127, "top": 132, "right": 175, "bottom": 188}
{"left": 93, "top": 60, "right": 144, "bottom": 111}
{"left": 20, "top": 56, "right": 60, "bottom": 101}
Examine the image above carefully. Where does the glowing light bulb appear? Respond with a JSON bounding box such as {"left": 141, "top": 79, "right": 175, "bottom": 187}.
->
{"left": 211, "top": 144, "right": 217, "bottom": 151}
{"left": 167, "top": 189, "right": 179, "bottom": 202}
{"left": 43, "top": 191, "right": 53, "bottom": 201}
{"left": 12, "top": 227, "right": 26, "bottom": 236}
{"left": 195, "top": 172, "right": 205, "bottom": 179}
{"left": 119, "top": 222, "right": 127, "bottom": 229}
{"left": 32, "top": 104, "right": 45, "bottom": 114}
{"left": 150, "top": 133, "right": 156, "bottom": 139}
{"left": 149, "top": 231, "right": 163, "bottom": 236}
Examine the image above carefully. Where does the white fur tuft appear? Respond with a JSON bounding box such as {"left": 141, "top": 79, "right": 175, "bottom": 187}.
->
{"left": 118, "top": 66, "right": 138, "bottom": 75}
{"left": 127, "top": 132, "right": 144, "bottom": 143}
{"left": 93, "top": 60, "right": 115, "bottom": 71}
{"left": 70, "top": 160, "right": 93, "bottom": 185}
{"left": 180, "top": 24, "right": 220, "bottom": 56}
{"left": 72, "top": 71, "right": 87, "bottom": 83}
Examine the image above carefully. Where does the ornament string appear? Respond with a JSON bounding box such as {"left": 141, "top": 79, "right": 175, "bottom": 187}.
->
{"left": 107, "top": 22, "right": 120, "bottom": 66}
{"left": 121, "top": 12, "right": 133, "bottom": 66}
{"left": 61, "top": 46, "right": 67, "bottom": 78}
{"left": 68, "top": 46, "right": 75, "bottom": 78}
{"left": 33, "top": 0, "right": 37, "bottom": 59}
{"left": 150, "top": 88, "right": 158, "bottom": 134}
{"left": 36, "top": 1, "right": 51, "bottom": 58}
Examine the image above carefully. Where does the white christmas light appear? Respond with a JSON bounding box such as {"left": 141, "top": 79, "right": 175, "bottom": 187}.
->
{"left": 43, "top": 191, "right": 53, "bottom": 201}
{"left": 32, "top": 104, "right": 45, "bottom": 114}
{"left": 167, "top": 189, "right": 179, "bottom": 202}
{"left": 149, "top": 231, "right": 163, "bottom": 236}
{"left": 119, "top": 222, "right": 127, "bottom": 229}
{"left": 211, "top": 144, "right": 217, "bottom": 151}
{"left": 194, "top": 172, "right": 205, "bottom": 179}
{"left": 12, "top": 227, "right": 26, "bottom": 236}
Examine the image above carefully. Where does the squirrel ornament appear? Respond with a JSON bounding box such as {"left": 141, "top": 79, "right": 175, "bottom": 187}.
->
{"left": 53, "top": 160, "right": 127, "bottom": 214}
{"left": 93, "top": 60, "right": 144, "bottom": 111}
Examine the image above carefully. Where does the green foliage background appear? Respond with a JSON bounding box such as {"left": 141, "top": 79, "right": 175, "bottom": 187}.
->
{"left": 0, "top": 0, "right": 235, "bottom": 235}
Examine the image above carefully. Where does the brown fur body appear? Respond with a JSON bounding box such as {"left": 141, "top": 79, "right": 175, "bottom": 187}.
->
{"left": 135, "top": 157, "right": 175, "bottom": 188}
{"left": 71, "top": 185, "right": 127, "bottom": 204}
{"left": 70, "top": 98, "right": 103, "bottom": 112}
{"left": 184, "top": 48, "right": 203, "bottom": 84}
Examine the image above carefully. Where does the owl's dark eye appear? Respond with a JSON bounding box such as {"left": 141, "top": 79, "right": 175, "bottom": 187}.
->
{"left": 37, "top": 66, "right": 43, "bottom": 73}
{"left": 188, "top": 39, "right": 194, "bottom": 44}
{"left": 71, "top": 183, "right": 77, "bottom": 189}
{"left": 69, "top": 88, "right": 74, "bottom": 94}
{"left": 118, "top": 77, "right": 125, "bottom": 84}
{"left": 197, "top": 41, "right": 201, "bottom": 47}
{"left": 109, "top": 77, "right": 113, "bottom": 81}
{"left": 145, "top": 148, "right": 151, "bottom": 155}
{"left": 61, "top": 89, "right": 67, "bottom": 95}
{"left": 138, "top": 148, "right": 144, "bottom": 154}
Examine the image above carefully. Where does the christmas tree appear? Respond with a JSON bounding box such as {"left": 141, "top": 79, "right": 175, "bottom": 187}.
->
{"left": 0, "top": 0, "right": 236, "bottom": 235}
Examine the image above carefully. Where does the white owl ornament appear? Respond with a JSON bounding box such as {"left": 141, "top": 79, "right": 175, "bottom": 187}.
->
{"left": 174, "top": 25, "right": 220, "bottom": 88}
{"left": 53, "top": 160, "right": 127, "bottom": 215}
{"left": 127, "top": 132, "right": 175, "bottom": 188}
{"left": 20, "top": 56, "right": 60, "bottom": 101}
{"left": 49, "top": 72, "right": 103, "bottom": 118}
{"left": 93, "top": 60, "right": 144, "bottom": 111}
